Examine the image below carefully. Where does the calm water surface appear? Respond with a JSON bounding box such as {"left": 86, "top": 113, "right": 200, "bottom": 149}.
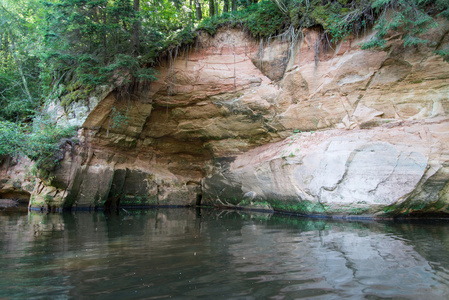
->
{"left": 1, "top": 208, "right": 449, "bottom": 299}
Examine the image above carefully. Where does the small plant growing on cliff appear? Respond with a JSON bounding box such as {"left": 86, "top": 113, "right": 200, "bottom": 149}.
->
{"left": 0, "top": 117, "right": 77, "bottom": 180}
{"left": 110, "top": 106, "right": 132, "bottom": 129}
{"left": 106, "top": 106, "right": 133, "bottom": 137}
{"left": 361, "top": 0, "right": 448, "bottom": 55}
{"left": 26, "top": 118, "right": 78, "bottom": 180}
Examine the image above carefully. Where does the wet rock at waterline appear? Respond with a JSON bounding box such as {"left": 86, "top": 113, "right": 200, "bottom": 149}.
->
{"left": 203, "top": 119, "right": 449, "bottom": 216}
{"left": 2, "top": 25, "right": 449, "bottom": 217}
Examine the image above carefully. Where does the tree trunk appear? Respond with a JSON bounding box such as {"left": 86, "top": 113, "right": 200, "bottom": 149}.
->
{"left": 102, "top": 7, "right": 107, "bottom": 64}
{"left": 209, "top": 0, "right": 215, "bottom": 17}
{"left": 195, "top": 0, "right": 202, "bottom": 20}
{"left": 16, "top": 58, "right": 32, "bottom": 103}
{"left": 132, "top": 0, "right": 140, "bottom": 55}
{"left": 9, "top": 36, "right": 32, "bottom": 103}
{"left": 223, "top": 0, "right": 229, "bottom": 13}
{"left": 189, "top": 0, "right": 193, "bottom": 23}
{"left": 231, "top": 0, "right": 237, "bottom": 12}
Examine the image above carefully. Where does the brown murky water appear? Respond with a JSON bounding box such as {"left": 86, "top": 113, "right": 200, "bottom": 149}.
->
{"left": 1, "top": 208, "right": 449, "bottom": 299}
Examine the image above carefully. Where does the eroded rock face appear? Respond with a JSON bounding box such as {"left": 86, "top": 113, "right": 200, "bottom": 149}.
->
{"left": 0, "top": 156, "right": 34, "bottom": 206}
{"left": 203, "top": 119, "right": 449, "bottom": 216}
{"left": 21, "top": 24, "right": 449, "bottom": 217}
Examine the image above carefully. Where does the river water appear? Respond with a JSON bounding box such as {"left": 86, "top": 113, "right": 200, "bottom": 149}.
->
{"left": 1, "top": 208, "right": 449, "bottom": 299}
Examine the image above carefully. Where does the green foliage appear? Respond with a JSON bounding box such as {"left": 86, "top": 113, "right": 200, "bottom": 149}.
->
{"left": 60, "top": 88, "right": 87, "bottom": 107}
{"left": 266, "top": 0, "right": 449, "bottom": 63}
{"left": 0, "top": 121, "right": 24, "bottom": 158}
{"left": 25, "top": 118, "right": 78, "bottom": 176}
{"left": 0, "top": 116, "right": 77, "bottom": 179}
{"left": 360, "top": 36, "right": 386, "bottom": 49}
{"left": 435, "top": 48, "right": 449, "bottom": 62}
{"left": 0, "top": 0, "right": 46, "bottom": 122}
{"left": 109, "top": 106, "right": 132, "bottom": 129}
{"left": 42, "top": 0, "right": 151, "bottom": 89}
{"left": 23, "top": 117, "right": 76, "bottom": 164}
{"left": 154, "top": 25, "right": 198, "bottom": 58}
{"left": 198, "top": 1, "right": 289, "bottom": 38}
{"left": 197, "top": 14, "right": 235, "bottom": 36}
{"left": 141, "top": 0, "right": 193, "bottom": 32}
{"left": 268, "top": 198, "right": 328, "bottom": 214}
{"left": 265, "top": 0, "right": 377, "bottom": 43}
{"left": 244, "top": 0, "right": 290, "bottom": 37}
{"left": 40, "top": 0, "right": 203, "bottom": 92}
{"left": 361, "top": 0, "right": 446, "bottom": 51}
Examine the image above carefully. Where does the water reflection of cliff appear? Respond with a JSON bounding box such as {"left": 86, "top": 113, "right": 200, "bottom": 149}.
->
{"left": 1, "top": 209, "right": 449, "bottom": 299}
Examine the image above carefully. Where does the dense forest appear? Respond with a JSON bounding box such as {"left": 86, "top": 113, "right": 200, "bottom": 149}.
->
{"left": 1, "top": 0, "right": 448, "bottom": 176}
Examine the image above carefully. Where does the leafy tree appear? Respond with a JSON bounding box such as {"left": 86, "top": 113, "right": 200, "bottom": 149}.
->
{"left": 197, "top": 0, "right": 289, "bottom": 38}
{"left": 42, "top": 0, "right": 157, "bottom": 91}
{"left": 132, "top": 0, "right": 140, "bottom": 55}
{"left": 195, "top": 0, "right": 203, "bottom": 20}
{"left": 209, "top": 0, "right": 215, "bottom": 17}
{"left": 361, "top": 0, "right": 449, "bottom": 61}
{"left": 0, "top": 120, "right": 24, "bottom": 158}
{"left": 0, "top": 0, "right": 45, "bottom": 122}
{"left": 0, "top": 1, "right": 79, "bottom": 173}
{"left": 232, "top": 0, "right": 237, "bottom": 11}
{"left": 268, "top": 0, "right": 449, "bottom": 62}
{"left": 361, "top": 0, "right": 437, "bottom": 48}
{"left": 0, "top": 117, "right": 76, "bottom": 178}
{"left": 223, "top": 0, "right": 229, "bottom": 12}
{"left": 25, "top": 117, "right": 77, "bottom": 178}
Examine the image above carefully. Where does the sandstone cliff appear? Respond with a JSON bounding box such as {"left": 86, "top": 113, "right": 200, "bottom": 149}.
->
{"left": 4, "top": 24, "right": 448, "bottom": 217}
